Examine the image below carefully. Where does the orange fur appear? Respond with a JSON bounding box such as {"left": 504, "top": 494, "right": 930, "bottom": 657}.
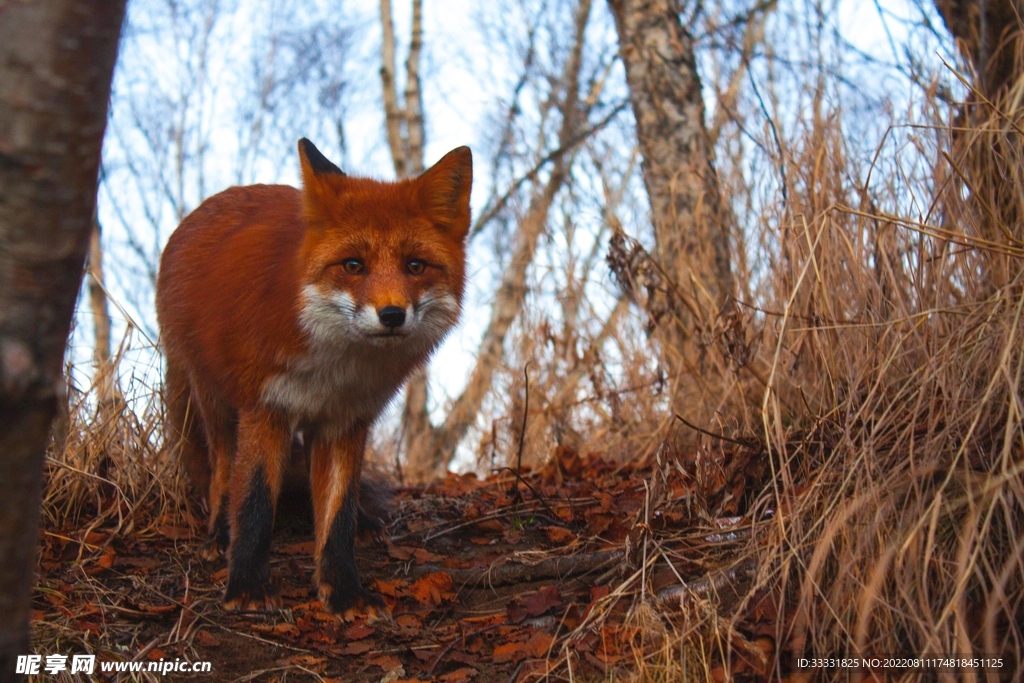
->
{"left": 158, "top": 139, "right": 471, "bottom": 613}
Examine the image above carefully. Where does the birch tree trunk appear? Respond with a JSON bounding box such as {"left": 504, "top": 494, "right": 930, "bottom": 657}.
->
{"left": 0, "top": 0, "right": 126, "bottom": 677}
{"left": 607, "top": 0, "right": 733, "bottom": 429}
{"left": 88, "top": 218, "right": 121, "bottom": 410}
{"left": 378, "top": 0, "right": 435, "bottom": 476}
{"left": 402, "top": 0, "right": 594, "bottom": 482}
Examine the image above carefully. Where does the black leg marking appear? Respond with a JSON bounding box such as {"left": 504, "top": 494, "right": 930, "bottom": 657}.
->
{"left": 224, "top": 466, "right": 276, "bottom": 608}
{"left": 320, "top": 491, "right": 382, "bottom": 613}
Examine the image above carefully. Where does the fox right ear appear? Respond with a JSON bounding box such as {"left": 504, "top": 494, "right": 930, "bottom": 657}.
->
{"left": 298, "top": 138, "right": 344, "bottom": 182}
{"left": 419, "top": 146, "right": 472, "bottom": 240}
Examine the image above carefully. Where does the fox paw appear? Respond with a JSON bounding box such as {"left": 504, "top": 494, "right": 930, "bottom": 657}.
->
{"left": 223, "top": 579, "right": 281, "bottom": 612}
{"left": 318, "top": 584, "right": 388, "bottom": 622}
{"left": 202, "top": 516, "right": 229, "bottom": 561}
{"left": 201, "top": 537, "right": 226, "bottom": 562}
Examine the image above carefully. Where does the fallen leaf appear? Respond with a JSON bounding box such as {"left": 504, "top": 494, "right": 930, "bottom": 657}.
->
{"left": 335, "top": 641, "right": 373, "bottom": 656}
{"left": 368, "top": 654, "right": 402, "bottom": 672}
{"left": 542, "top": 526, "right": 576, "bottom": 544}
{"left": 137, "top": 603, "right": 176, "bottom": 614}
{"left": 157, "top": 525, "right": 192, "bottom": 540}
{"left": 409, "top": 572, "right": 454, "bottom": 605}
{"left": 279, "top": 541, "right": 315, "bottom": 555}
{"left": 373, "top": 578, "right": 407, "bottom": 598}
{"left": 507, "top": 586, "right": 561, "bottom": 622}
{"left": 283, "top": 654, "right": 327, "bottom": 672}
{"left": 388, "top": 545, "right": 416, "bottom": 561}
{"left": 491, "top": 640, "right": 526, "bottom": 664}
{"left": 413, "top": 547, "right": 444, "bottom": 563}
{"left": 194, "top": 630, "right": 221, "bottom": 647}
{"left": 341, "top": 623, "right": 375, "bottom": 640}
{"left": 524, "top": 631, "right": 554, "bottom": 657}
{"left": 253, "top": 623, "right": 301, "bottom": 637}
{"left": 395, "top": 614, "right": 422, "bottom": 630}
{"left": 440, "top": 667, "right": 478, "bottom": 682}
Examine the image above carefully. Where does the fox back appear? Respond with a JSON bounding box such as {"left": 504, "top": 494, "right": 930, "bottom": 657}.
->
{"left": 157, "top": 139, "right": 471, "bottom": 614}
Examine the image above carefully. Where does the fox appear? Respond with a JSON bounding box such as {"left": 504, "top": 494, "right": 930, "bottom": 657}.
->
{"left": 156, "top": 138, "right": 471, "bottom": 616}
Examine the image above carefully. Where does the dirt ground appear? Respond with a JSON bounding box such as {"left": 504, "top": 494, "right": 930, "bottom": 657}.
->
{"left": 32, "top": 446, "right": 780, "bottom": 682}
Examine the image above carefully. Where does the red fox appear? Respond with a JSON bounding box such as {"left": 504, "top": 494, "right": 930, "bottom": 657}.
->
{"left": 157, "top": 139, "right": 471, "bottom": 615}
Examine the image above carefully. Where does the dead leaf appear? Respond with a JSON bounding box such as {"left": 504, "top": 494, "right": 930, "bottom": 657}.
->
{"left": 413, "top": 547, "right": 444, "bottom": 563}
{"left": 491, "top": 640, "right": 526, "bottom": 664}
{"left": 440, "top": 667, "right": 478, "bottom": 682}
{"left": 542, "top": 526, "right": 576, "bottom": 544}
{"left": 373, "top": 578, "right": 407, "bottom": 598}
{"left": 194, "top": 630, "right": 221, "bottom": 647}
{"left": 137, "top": 603, "right": 176, "bottom": 614}
{"left": 157, "top": 525, "right": 192, "bottom": 540}
{"left": 253, "top": 623, "right": 301, "bottom": 637}
{"left": 335, "top": 641, "right": 373, "bottom": 656}
{"left": 388, "top": 545, "right": 416, "bottom": 561}
{"left": 279, "top": 541, "right": 315, "bottom": 555}
{"left": 409, "top": 572, "right": 454, "bottom": 605}
{"left": 507, "top": 585, "right": 562, "bottom": 622}
{"left": 524, "top": 631, "right": 554, "bottom": 657}
{"left": 395, "top": 614, "right": 422, "bottom": 630}
{"left": 283, "top": 654, "right": 327, "bottom": 673}
{"left": 368, "top": 654, "right": 403, "bottom": 672}
{"left": 341, "top": 623, "right": 375, "bottom": 640}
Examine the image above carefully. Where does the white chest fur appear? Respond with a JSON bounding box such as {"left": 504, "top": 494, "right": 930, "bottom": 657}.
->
{"left": 259, "top": 285, "right": 456, "bottom": 435}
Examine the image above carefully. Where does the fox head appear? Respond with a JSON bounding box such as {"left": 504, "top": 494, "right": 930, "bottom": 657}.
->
{"left": 296, "top": 139, "right": 471, "bottom": 352}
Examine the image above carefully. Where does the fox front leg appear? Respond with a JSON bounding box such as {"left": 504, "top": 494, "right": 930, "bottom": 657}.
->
{"left": 310, "top": 425, "right": 386, "bottom": 620}
{"left": 222, "top": 409, "right": 289, "bottom": 611}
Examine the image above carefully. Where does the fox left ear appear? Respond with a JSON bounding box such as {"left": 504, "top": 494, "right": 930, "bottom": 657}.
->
{"left": 298, "top": 138, "right": 344, "bottom": 185}
{"left": 419, "top": 146, "right": 472, "bottom": 240}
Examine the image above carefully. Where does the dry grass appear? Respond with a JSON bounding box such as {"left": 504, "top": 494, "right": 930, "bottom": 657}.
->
{"left": 578, "top": 73, "right": 1024, "bottom": 679}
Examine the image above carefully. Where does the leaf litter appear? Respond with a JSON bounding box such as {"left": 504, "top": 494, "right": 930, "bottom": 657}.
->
{"left": 33, "top": 442, "right": 799, "bottom": 681}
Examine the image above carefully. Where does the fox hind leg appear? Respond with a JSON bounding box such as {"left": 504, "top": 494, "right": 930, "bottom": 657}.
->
{"left": 311, "top": 425, "right": 386, "bottom": 620}
{"left": 184, "top": 384, "right": 236, "bottom": 560}
{"left": 223, "top": 408, "right": 290, "bottom": 612}
{"left": 164, "top": 359, "right": 209, "bottom": 504}
{"left": 165, "top": 360, "right": 232, "bottom": 558}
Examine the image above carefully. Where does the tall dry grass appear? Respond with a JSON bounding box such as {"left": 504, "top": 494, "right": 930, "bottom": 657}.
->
{"left": 604, "top": 72, "right": 1024, "bottom": 678}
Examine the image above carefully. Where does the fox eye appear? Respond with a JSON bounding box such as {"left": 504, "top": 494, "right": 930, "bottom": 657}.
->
{"left": 407, "top": 260, "right": 427, "bottom": 275}
{"left": 341, "top": 259, "right": 364, "bottom": 275}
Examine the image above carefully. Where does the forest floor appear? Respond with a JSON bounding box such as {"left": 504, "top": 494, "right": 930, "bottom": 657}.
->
{"left": 31, "top": 445, "right": 790, "bottom": 682}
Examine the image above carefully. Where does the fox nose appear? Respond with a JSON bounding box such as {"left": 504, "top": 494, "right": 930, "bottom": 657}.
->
{"left": 378, "top": 306, "right": 406, "bottom": 329}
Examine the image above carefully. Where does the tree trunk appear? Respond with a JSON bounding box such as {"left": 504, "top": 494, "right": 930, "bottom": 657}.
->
{"left": 607, "top": 0, "right": 733, "bottom": 429}
{"left": 935, "top": 0, "right": 1023, "bottom": 99}
{"left": 377, "top": 0, "right": 436, "bottom": 478}
{"left": 934, "top": 0, "right": 1024, "bottom": 286}
{"left": 403, "top": 0, "right": 594, "bottom": 482}
{"left": 0, "top": 1, "right": 125, "bottom": 677}
{"left": 88, "top": 217, "right": 122, "bottom": 410}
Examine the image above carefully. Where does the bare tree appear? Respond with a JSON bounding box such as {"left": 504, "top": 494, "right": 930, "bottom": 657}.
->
{"left": 87, "top": 218, "right": 122, "bottom": 409}
{"left": 400, "top": 0, "right": 613, "bottom": 481}
{"left": 380, "top": 0, "right": 425, "bottom": 177}
{"left": 607, "top": 0, "right": 773, "bottom": 432}
{"left": 377, "top": 0, "right": 436, "bottom": 475}
{"left": 0, "top": 0, "right": 126, "bottom": 677}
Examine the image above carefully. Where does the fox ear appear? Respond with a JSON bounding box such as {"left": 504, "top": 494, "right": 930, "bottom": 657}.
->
{"left": 298, "top": 138, "right": 344, "bottom": 184}
{"left": 419, "top": 146, "right": 472, "bottom": 240}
